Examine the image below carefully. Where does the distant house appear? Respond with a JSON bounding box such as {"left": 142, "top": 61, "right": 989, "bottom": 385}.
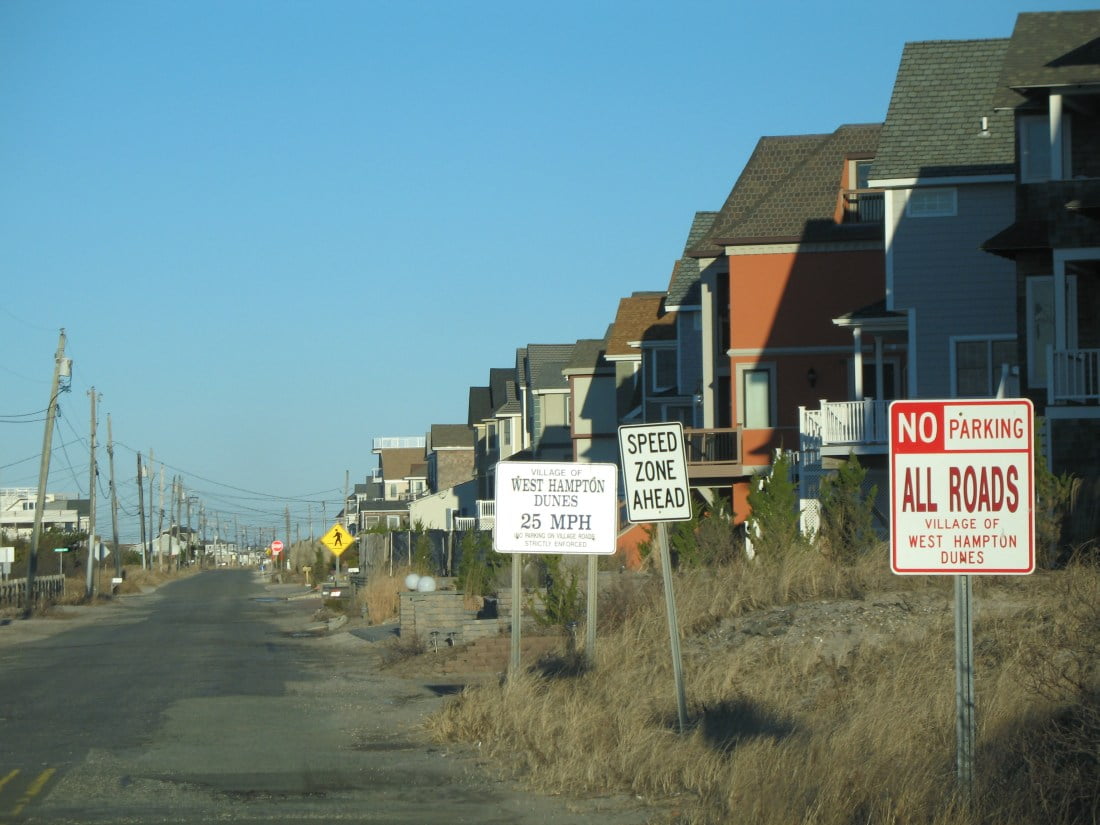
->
{"left": 690, "top": 123, "right": 886, "bottom": 520}
{"left": 603, "top": 292, "right": 668, "bottom": 423}
{"left": 467, "top": 367, "right": 523, "bottom": 502}
{"left": 519, "top": 343, "right": 576, "bottom": 461}
{"left": 665, "top": 211, "right": 729, "bottom": 432}
{"left": 562, "top": 336, "right": 619, "bottom": 465}
{"left": 868, "top": 38, "right": 1016, "bottom": 405}
{"left": 426, "top": 424, "right": 475, "bottom": 493}
{"left": 0, "top": 488, "right": 89, "bottom": 539}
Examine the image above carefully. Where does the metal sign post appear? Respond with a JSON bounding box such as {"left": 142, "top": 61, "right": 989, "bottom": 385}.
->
{"left": 494, "top": 461, "right": 618, "bottom": 681}
{"left": 618, "top": 422, "right": 693, "bottom": 734}
{"left": 889, "top": 399, "right": 1034, "bottom": 799}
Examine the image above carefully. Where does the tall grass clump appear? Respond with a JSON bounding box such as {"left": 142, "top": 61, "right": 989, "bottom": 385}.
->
{"left": 361, "top": 566, "right": 408, "bottom": 625}
{"left": 426, "top": 536, "right": 1100, "bottom": 824}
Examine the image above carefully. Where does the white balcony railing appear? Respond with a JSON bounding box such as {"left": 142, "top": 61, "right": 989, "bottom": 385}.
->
{"left": 800, "top": 399, "right": 889, "bottom": 450}
{"left": 476, "top": 499, "right": 496, "bottom": 530}
{"left": 1049, "top": 348, "right": 1100, "bottom": 404}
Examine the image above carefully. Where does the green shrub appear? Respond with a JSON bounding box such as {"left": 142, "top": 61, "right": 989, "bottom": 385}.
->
{"left": 527, "top": 555, "right": 583, "bottom": 632}
{"left": 818, "top": 452, "right": 877, "bottom": 562}
{"left": 745, "top": 450, "right": 803, "bottom": 558}
{"left": 411, "top": 521, "right": 433, "bottom": 574}
{"left": 457, "top": 530, "right": 503, "bottom": 597}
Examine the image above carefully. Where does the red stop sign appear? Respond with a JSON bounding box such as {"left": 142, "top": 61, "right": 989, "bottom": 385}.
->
{"left": 271, "top": 540, "right": 284, "bottom": 555}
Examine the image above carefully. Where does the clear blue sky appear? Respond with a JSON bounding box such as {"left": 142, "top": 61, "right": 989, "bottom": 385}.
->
{"left": 1, "top": 1, "right": 1092, "bottom": 543}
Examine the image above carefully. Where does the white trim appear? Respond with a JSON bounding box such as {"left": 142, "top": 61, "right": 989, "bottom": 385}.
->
{"left": 884, "top": 189, "right": 903, "bottom": 311}
{"left": 728, "top": 345, "right": 864, "bottom": 357}
{"left": 907, "top": 307, "right": 918, "bottom": 397}
{"left": 1044, "top": 406, "right": 1100, "bottom": 420}
{"left": 724, "top": 241, "right": 882, "bottom": 256}
{"left": 1053, "top": 248, "right": 1098, "bottom": 353}
{"left": 649, "top": 344, "right": 678, "bottom": 394}
{"left": 734, "top": 362, "right": 777, "bottom": 429}
{"left": 868, "top": 174, "right": 1014, "bottom": 188}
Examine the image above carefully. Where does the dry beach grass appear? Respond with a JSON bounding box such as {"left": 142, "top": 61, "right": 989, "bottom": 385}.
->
{"left": 425, "top": 549, "right": 1100, "bottom": 825}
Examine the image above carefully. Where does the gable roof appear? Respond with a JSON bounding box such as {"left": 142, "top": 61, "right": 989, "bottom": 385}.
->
{"left": 994, "top": 11, "right": 1100, "bottom": 109}
{"left": 524, "top": 344, "right": 575, "bottom": 392}
{"left": 562, "top": 337, "right": 613, "bottom": 376}
{"left": 605, "top": 291, "right": 675, "bottom": 359}
{"left": 379, "top": 447, "right": 426, "bottom": 481}
{"left": 694, "top": 123, "right": 882, "bottom": 250}
{"left": 467, "top": 386, "right": 493, "bottom": 427}
{"left": 666, "top": 211, "right": 718, "bottom": 309}
{"left": 429, "top": 424, "right": 474, "bottom": 449}
{"left": 872, "top": 39, "right": 1014, "bottom": 182}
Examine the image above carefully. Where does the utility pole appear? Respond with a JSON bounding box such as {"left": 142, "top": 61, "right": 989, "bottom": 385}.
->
{"left": 199, "top": 502, "right": 206, "bottom": 568}
{"left": 24, "top": 329, "right": 70, "bottom": 617}
{"left": 107, "top": 414, "right": 122, "bottom": 579}
{"left": 147, "top": 449, "right": 156, "bottom": 570}
{"left": 169, "top": 475, "right": 178, "bottom": 570}
{"left": 84, "top": 388, "right": 100, "bottom": 600}
{"left": 136, "top": 452, "right": 147, "bottom": 570}
{"left": 157, "top": 465, "right": 165, "bottom": 571}
{"left": 285, "top": 506, "right": 291, "bottom": 572}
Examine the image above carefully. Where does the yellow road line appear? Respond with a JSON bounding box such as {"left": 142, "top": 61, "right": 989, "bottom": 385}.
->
{"left": 0, "top": 770, "right": 17, "bottom": 793}
{"left": 10, "top": 767, "right": 56, "bottom": 817}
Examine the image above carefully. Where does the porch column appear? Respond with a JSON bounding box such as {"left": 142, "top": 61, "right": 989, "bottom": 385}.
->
{"left": 852, "top": 327, "right": 864, "bottom": 400}
{"left": 1054, "top": 252, "right": 1067, "bottom": 352}
{"left": 701, "top": 272, "right": 716, "bottom": 428}
{"left": 874, "top": 335, "right": 884, "bottom": 401}
{"left": 1049, "top": 94, "right": 1064, "bottom": 182}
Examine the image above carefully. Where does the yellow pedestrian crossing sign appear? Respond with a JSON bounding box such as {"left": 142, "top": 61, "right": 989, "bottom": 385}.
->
{"left": 321, "top": 523, "right": 354, "bottom": 557}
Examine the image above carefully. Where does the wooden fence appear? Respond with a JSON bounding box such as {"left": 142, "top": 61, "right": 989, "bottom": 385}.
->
{"left": 0, "top": 575, "right": 66, "bottom": 607}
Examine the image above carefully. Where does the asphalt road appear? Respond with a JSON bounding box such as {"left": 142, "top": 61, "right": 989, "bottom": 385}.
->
{"left": 0, "top": 570, "right": 652, "bottom": 824}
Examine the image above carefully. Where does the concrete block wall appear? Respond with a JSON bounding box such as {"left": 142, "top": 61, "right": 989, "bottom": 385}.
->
{"left": 437, "top": 635, "right": 562, "bottom": 675}
{"left": 399, "top": 587, "right": 548, "bottom": 645}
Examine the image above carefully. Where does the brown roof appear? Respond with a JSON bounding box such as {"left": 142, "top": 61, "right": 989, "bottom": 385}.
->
{"left": 605, "top": 292, "right": 676, "bottom": 358}
{"left": 693, "top": 123, "right": 882, "bottom": 252}
{"left": 379, "top": 447, "right": 426, "bottom": 481}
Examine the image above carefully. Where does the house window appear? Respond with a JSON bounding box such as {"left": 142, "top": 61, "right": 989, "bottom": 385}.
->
{"left": 651, "top": 348, "right": 676, "bottom": 392}
{"left": 952, "top": 337, "right": 1018, "bottom": 397}
{"left": 22, "top": 501, "right": 34, "bottom": 511}
{"left": 738, "top": 364, "right": 775, "bottom": 429}
{"left": 502, "top": 419, "right": 511, "bottom": 447}
{"left": 388, "top": 483, "right": 398, "bottom": 499}
{"left": 907, "top": 188, "right": 957, "bottom": 218}
{"left": 386, "top": 515, "right": 401, "bottom": 529}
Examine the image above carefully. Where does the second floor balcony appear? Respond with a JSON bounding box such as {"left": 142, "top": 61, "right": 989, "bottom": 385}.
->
{"left": 1049, "top": 347, "right": 1100, "bottom": 404}
{"left": 800, "top": 399, "right": 889, "bottom": 458}
{"left": 682, "top": 427, "right": 743, "bottom": 480}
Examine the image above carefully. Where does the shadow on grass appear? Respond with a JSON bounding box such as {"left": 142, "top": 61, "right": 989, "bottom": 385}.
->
{"left": 531, "top": 651, "right": 591, "bottom": 680}
{"left": 665, "top": 698, "right": 798, "bottom": 753}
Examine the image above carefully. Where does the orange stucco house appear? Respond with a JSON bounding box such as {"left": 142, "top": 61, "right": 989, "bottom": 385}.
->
{"left": 689, "top": 124, "right": 888, "bottom": 520}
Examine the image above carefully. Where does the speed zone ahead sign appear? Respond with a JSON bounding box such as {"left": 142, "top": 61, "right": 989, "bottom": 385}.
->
{"left": 890, "top": 399, "right": 1035, "bottom": 575}
{"left": 618, "top": 422, "right": 692, "bottom": 523}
